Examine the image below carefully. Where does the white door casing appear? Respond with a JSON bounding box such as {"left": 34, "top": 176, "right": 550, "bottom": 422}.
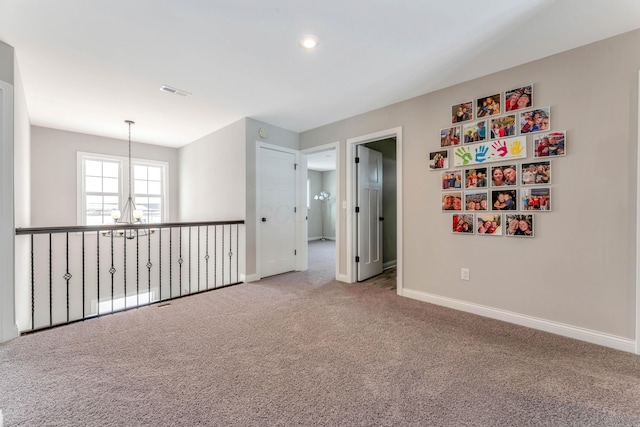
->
{"left": 301, "top": 142, "right": 340, "bottom": 280}
{"left": 357, "top": 145, "right": 383, "bottom": 281}
{"left": 258, "top": 146, "right": 296, "bottom": 278}
{"left": 346, "top": 127, "right": 403, "bottom": 294}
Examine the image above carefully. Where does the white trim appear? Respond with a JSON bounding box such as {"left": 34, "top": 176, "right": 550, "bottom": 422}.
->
{"left": 346, "top": 127, "right": 403, "bottom": 295}
{"left": 301, "top": 141, "right": 340, "bottom": 281}
{"left": 636, "top": 70, "right": 640, "bottom": 354}
{"left": 242, "top": 273, "right": 260, "bottom": 283}
{"left": 402, "top": 288, "right": 636, "bottom": 354}
{"left": 77, "top": 151, "right": 169, "bottom": 225}
{"left": 0, "top": 80, "right": 19, "bottom": 342}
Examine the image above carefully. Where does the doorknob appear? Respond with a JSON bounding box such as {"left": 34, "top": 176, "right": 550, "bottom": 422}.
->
{"left": 379, "top": 217, "right": 384, "bottom": 221}
{"left": 262, "top": 217, "right": 267, "bottom": 222}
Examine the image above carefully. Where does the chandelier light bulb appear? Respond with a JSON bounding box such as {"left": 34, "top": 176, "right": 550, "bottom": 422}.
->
{"left": 111, "top": 209, "right": 121, "bottom": 220}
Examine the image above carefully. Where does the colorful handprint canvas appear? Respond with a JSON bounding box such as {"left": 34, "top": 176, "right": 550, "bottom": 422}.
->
{"left": 452, "top": 137, "right": 527, "bottom": 167}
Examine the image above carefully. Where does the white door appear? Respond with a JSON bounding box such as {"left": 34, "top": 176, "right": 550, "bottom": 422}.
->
{"left": 260, "top": 147, "right": 297, "bottom": 278}
{"left": 357, "top": 146, "right": 383, "bottom": 281}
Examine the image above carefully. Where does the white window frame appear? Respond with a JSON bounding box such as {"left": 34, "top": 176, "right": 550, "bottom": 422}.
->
{"left": 77, "top": 152, "right": 169, "bottom": 226}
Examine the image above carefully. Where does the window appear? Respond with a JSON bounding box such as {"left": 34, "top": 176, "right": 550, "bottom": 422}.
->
{"left": 134, "top": 164, "right": 164, "bottom": 224}
{"left": 82, "top": 158, "right": 121, "bottom": 226}
{"left": 79, "top": 153, "right": 168, "bottom": 225}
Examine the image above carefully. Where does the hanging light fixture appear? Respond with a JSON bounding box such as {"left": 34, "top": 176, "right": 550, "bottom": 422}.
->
{"left": 103, "top": 120, "right": 151, "bottom": 239}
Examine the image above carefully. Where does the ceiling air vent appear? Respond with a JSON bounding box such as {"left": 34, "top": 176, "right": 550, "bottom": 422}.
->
{"left": 160, "top": 85, "right": 191, "bottom": 97}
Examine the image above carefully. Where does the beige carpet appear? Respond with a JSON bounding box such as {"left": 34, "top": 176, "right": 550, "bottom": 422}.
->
{"left": 0, "top": 241, "right": 639, "bottom": 426}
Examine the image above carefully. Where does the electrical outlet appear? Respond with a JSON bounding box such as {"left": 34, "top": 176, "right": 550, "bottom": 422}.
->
{"left": 461, "top": 268, "right": 470, "bottom": 281}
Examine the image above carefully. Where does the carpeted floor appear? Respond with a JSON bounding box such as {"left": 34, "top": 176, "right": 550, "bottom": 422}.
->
{"left": 1, "top": 241, "right": 639, "bottom": 426}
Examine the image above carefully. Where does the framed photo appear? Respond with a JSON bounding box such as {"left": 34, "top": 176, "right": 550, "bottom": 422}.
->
{"left": 464, "top": 190, "right": 488, "bottom": 211}
{"left": 452, "top": 101, "right": 474, "bottom": 124}
{"left": 505, "top": 214, "right": 534, "bottom": 237}
{"left": 519, "top": 107, "right": 551, "bottom": 134}
{"left": 441, "top": 169, "right": 462, "bottom": 190}
{"left": 521, "top": 187, "right": 551, "bottom": 211}
{"left": 440, "top": 126, "right": 461, "bottom": 147}
{"left": 462, "top": 120, "right": 487, "bottom": 143}
{"left": 452, "top": 214, "right": 474, "bottom": 234}
{"left": 490, "top": 164, "right": 518, "bottom": 187}
{"left": 477, "top": 214, "right": 503, "bottom": 236}
{"left": 504, "top": 85, "right": 533, "bottom": 112}
{"left": 489, "top": 114, "right": 517, "bottom": 139}
{"left": 476, "top": 93, "right": 501, "bottom": 118}
{"left": 534, "top": 131, "right": 566, "bottom": 157}
{"left": 491, "top": 189, "right": 517, "bottom": 211}
{"left": 464, "top": 167, "right": 488, "bottom": 189}
{"left": 429, "top": 150, "right": 449, "bottom": 170}
{"left": 521, "top": 161, "right": 551, "bottom": 185}
{"left": 442, "top": 191, "right": 462, "bottom": 211}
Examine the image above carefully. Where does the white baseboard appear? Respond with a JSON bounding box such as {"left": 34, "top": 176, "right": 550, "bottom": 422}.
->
{"left": 383, "top": 260, "right": 397, "bottom": 270}
{"left": 336, "top": 273, "right": 350, "bottom": 283}
{"left": 401, "top": 288, "right": 636, "bottom": 354}
{"left": 1, "top": 324, "right": 19, "bottom": 343}
{"left": 241, "top": 273, "right": 260, "bottom": 283}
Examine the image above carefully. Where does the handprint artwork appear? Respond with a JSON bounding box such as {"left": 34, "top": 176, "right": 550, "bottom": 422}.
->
{"left": 453, "top": 137, "right": 527, "bottom": 167}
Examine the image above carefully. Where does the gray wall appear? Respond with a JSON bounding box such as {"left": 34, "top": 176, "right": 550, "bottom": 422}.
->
{"left": 178, "top": 118, "right": 246, "bottom": 221}
{"left": 0, "top": 41, "right": 13, "bottom": 84}
{"left": 0, "top": 41, "right": 17, "bottom": 342}
{"left": 30, "top": 126, "right": 180, "bottom": 227}
{"left": 300, "top": 29, "right": 640, "bottom": 341}
{"left": 308, "top": 170, "right": 336, "bottom": 240}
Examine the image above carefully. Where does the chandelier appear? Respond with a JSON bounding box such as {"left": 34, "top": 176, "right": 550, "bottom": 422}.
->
{"left": 102, "top": 120, "right": 152, "bottom": 239}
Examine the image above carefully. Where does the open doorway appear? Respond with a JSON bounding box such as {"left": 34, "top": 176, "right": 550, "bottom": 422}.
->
{"left": 347, "top": 127, "right": 402, "bottom": 293}
{"left": 306, "top": 148, "right": 337, "bottom": 277}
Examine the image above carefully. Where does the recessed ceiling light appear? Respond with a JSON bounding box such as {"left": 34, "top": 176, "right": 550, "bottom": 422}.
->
{"left": 299, "top": 34, "right": 319, "bottom": 49}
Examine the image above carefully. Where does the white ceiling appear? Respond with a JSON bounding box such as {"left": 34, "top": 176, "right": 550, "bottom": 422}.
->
{"left": 1, "top": 0, "right": 639, "bottom": 148}
{"left": 307, "top": 149, "right": 336, "bottom": 172}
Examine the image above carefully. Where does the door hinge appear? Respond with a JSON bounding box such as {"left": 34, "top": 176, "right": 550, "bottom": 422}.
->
{"left": 355, "top": 206, "right": 360, "bottom": 213}
{"left": 294, "top": 163, "right": 298, "bottom": 170}
{"left": 355, "top": 256, "right": 360, "bottom": 263}
{"left": 355, "top": 157, "right": 360, "bottom": 164}
{"left": 294, "top": 249, "right": 297, "bottom": 255}
{"left": 294, "top": 207, "right": 297, "bottom": 213}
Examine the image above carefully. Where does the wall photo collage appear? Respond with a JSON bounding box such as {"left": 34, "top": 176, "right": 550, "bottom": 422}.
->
{"left": 433, "top": 84, "right": 565, "bottom": 238}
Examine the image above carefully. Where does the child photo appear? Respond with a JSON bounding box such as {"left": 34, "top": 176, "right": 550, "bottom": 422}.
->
{"left": 489, "top": 114, "right": 516, "bottom": 139}
{"left": 491, "top": 189, "right": 517, "bottom": 211}
{"left": 464, "top": 190, "right": 488, "bottom": 211}
{"left": 521, "top": 161, "right": 551, "bottom": 185}
{"left": 476, "top": 94, "right": 501, "bottom": 117}
{"left": 462, "top": 120, "right": 487, "bottom": 143}
{"left": 440, "top": 126, "right": 461, "bottom": 147}
{"left": 464, "top": 167, "right": 488, "bottom": 188}
{"left": 519, "top": 107, "right": 550, "bottom": 134}
{"left": 505, "top": 214, "right": 534, "bottom": 237}
{"left": 452, "top": 214, "right": 474, "bottom": 234}
{"left": 429, "top": 150, "right": 449, "bottom": 169}
{"left": 534, "top": 131, "right": 566, "bottom": 157}
{"left": 504, "top": 85, "right": 533, "bottom": 111}
{"left": 521, "top": 187, "right": 551, "bottom": 211}
{"left": 452, "top": 102, "right": 473, "bottom": 123}
{"left": 476, "top": 214, "right": 502, "bottom": 235}
{"left": 441, "top": 169, "right": 462, "bottom": 190}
